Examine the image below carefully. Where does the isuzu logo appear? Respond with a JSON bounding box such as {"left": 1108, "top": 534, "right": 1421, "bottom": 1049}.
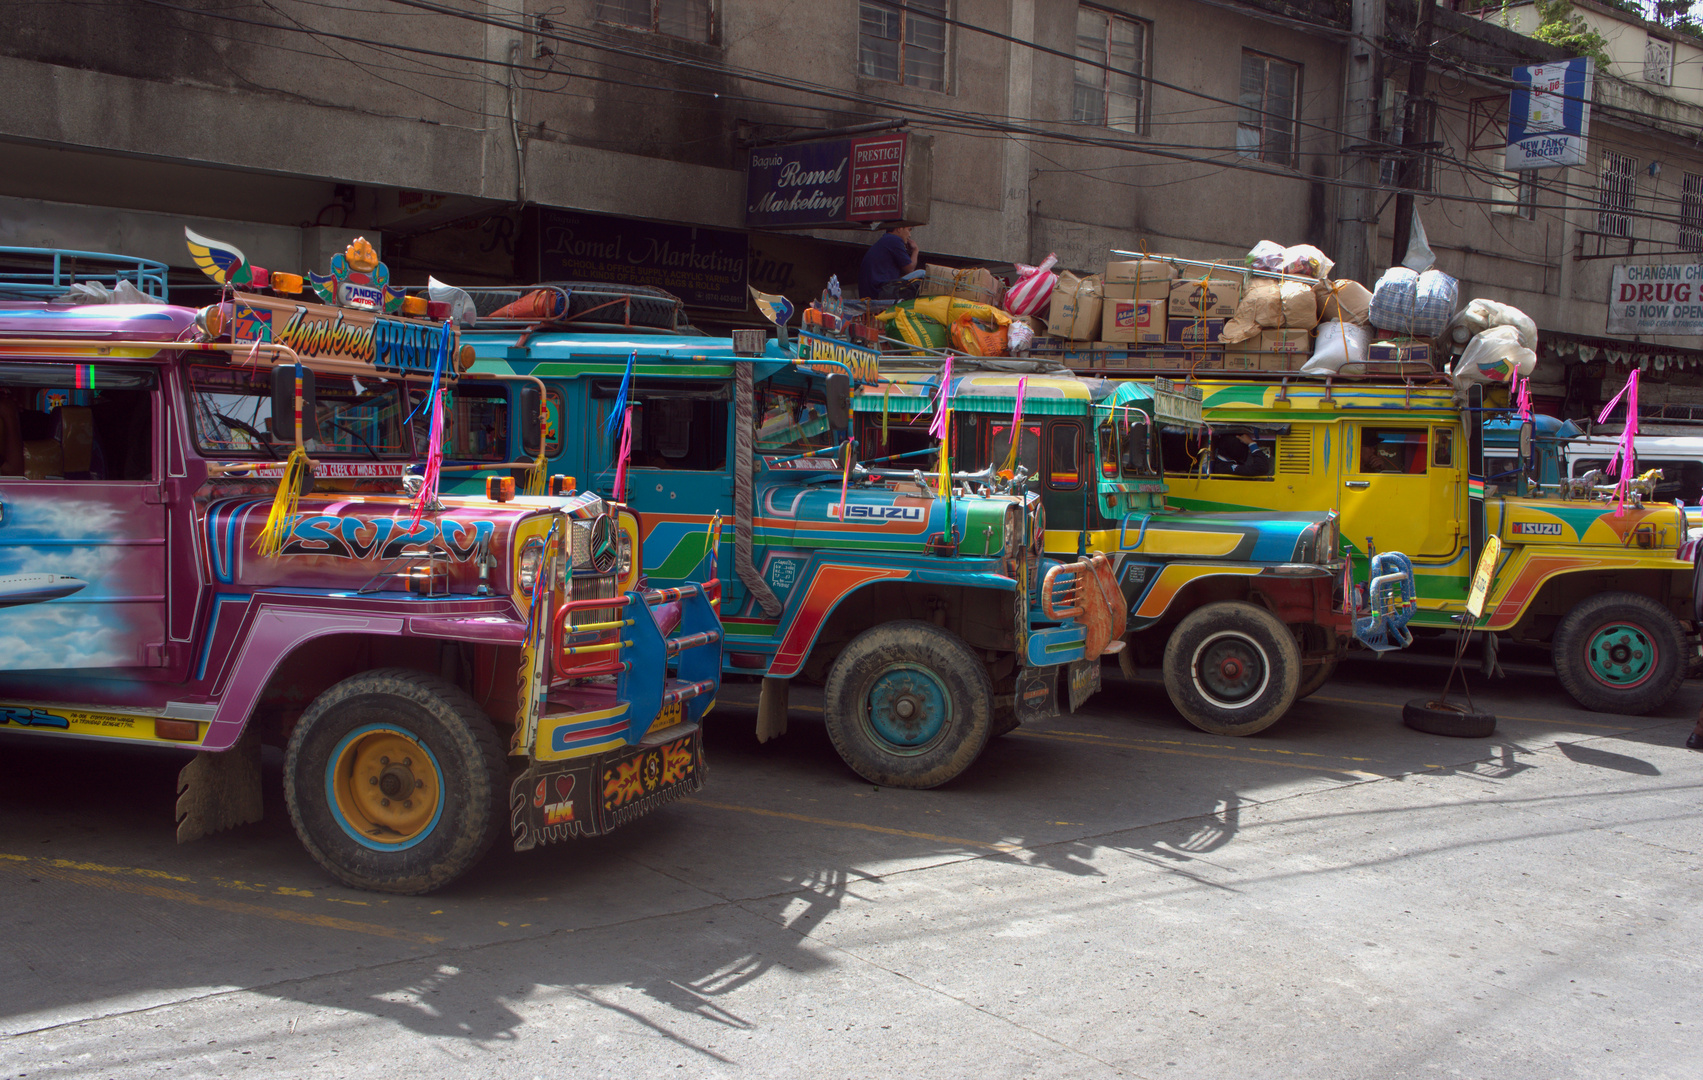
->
{"left": 832, "top": 504, "right": 924, "bottom": 522}
{"left": 1512, "top": 521, "right": 1563, "bottom": 536}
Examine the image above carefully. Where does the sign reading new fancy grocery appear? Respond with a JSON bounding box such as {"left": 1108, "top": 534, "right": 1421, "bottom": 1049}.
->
{"left": 1607, "top": 263, "right": 1703, "bottom": 335}
{"left": 746, "top": 133, "right": 932, "bottom": 229}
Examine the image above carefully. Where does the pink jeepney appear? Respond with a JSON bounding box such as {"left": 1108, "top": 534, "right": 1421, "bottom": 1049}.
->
{"left": 0, "top": 240, "right": 721, "bottom": 893}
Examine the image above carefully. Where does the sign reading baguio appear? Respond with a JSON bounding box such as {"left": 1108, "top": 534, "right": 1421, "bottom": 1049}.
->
{"left": 1606, "top": 263, "right": 1703, "bottom": 335}
{"left": 1505, "top": 58, "right": 1594, "bottom": 170}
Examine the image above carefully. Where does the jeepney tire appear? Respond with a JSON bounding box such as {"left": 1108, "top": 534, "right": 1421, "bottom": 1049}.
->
{"left": 1551, "top": 592, "right": 1686, "bottom": 715}
{"left": 822, "top": 621, "right": 994, "bottom": 789}
{"left": 1402, "top": 698, "right": 1497, "bottom": 738}
{"left": 284, "top": 668, "right": 507, "bottom": 895}
{"left": 1162, "top": 602, "right": 1301, "bottom": 737}
{"left": 1295, "top": 656, "right": 1338, "bottom": 701}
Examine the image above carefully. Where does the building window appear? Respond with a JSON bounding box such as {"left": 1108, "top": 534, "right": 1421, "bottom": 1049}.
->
{"left": 1238, "top": 52, "right": 1299, "bottom": 166}
{"left": 1681, "top": 172, "right": 1703, "bottom": 253}
{"left": 595, "top": 0, "right": 712, "bottom": 42}
{"left": 1489, "top": 150, "right": 1536, "bottom": 220}
{"left": 1599, "top": 149, "right": 1636, "bottom": 238}
{"left": 1073, "top": 5, "right": 1147, "bottom": 134}
{"left": 859, "top": 0, "right": 948, "bottom": 91}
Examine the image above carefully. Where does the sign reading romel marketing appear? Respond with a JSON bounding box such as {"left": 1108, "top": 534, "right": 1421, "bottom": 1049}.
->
{"left": 535, "top": 210, "right": 748, "bottom": 311}
{"left": 1606, "top": 263, "right": 1703, "bottom": 335}
{"left": 1505, "top": 58, "right": 1594, "bottom": 170}
{"left": 747, "top": 133, "right": 931, "bottom": 229}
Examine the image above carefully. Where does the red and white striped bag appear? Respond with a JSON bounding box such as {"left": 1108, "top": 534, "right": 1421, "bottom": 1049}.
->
{"left": 1002, "top": 253, "right": 1059, "bottom": 317}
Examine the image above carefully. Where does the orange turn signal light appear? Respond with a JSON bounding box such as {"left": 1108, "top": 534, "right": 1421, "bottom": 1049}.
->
{"left": 486, "top": 476, "right": 516, "bottom": 502}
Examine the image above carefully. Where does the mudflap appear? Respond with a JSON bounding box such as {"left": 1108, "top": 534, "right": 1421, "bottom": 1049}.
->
{"left": 509, "top": 727, "right": 706, "bottom": 852}
{"left": 174, "top": 725, "right": 263, "bottom": 843}
{"left": 1067, "top": 657, "right": 1101, "bottom": 712}
{"left": 1015, "top": 665, "right": 1060, "bottom": 724}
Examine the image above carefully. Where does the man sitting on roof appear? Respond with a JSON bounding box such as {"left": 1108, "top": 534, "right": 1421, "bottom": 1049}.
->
{"left": 858, "top": 224, "right": 924, "bottom": 301}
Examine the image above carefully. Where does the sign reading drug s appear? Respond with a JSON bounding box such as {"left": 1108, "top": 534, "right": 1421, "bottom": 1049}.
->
{"left": 1506, "top": 58, "right": 1594, "bottom": 170}
{"left": 1606, "top": 263, "right": 1703, "bottom": 335}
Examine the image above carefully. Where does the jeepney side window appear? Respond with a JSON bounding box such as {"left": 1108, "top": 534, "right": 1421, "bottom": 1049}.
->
{"left": 599, "top": 377, "right": 727, "bottom": 470}
{"left": 1160, "top": 428, "right": 1209, "bottom": 477}
{"left": 1432, "top": 427, "right": 1454, "bottom": 467}
{"left": 1047, "top": 422, "right": 1083, "bottom": 489}
{"left": 1098, "top": 421, "right": 1119, "bottom": 478}
{"left": 0, "top": 363, "right": 156, "bottom": 481}
{"left": 1358, "top": 427, "right": 1428, "bottom": 474}
{"left": 990, "top": 422, "right": 1041, "bottom": 477}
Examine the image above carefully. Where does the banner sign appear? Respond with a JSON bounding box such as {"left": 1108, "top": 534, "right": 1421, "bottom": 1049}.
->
{"left": 1606, "top": 263, "right": 1703, "bottom": 335}
{"left": 797, "top": 329, "right": 879, "bottom": 384}
{"left": 1506, "top": 58, "right": 1593, "bottom": 170}
{"left": 229, "top": 293, "right": 456, "bottom": 375}
{"left": 535, "top": 210, "right": 748, "bottom": 311}
{"left": 747, "top": 134, "right": 915, "bottom": 228}
{"left": 1465, "top": 534, "right": 1502, "bottom": 619}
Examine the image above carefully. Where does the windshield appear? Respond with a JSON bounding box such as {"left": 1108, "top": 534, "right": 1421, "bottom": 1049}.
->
{"left": 409, "top": 385, "right": 509, "bottom": 462}
{"left": 188, "top": 364, "right": 410, "bottom": 460}
{"left": 756, "top": 386, "right": 836, "bottom": 455}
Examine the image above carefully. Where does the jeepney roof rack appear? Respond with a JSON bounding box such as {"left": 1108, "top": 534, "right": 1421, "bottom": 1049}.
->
{"left": 0, "top": 246, "right": 171, "bottom": 302}
{"left": 418, "top": 282, "right": 693, "bottom": 335}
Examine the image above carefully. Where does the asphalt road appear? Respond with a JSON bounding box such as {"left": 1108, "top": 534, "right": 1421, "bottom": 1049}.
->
{"left": 2, "top": 646, "right": 1700, "bottom": 1079}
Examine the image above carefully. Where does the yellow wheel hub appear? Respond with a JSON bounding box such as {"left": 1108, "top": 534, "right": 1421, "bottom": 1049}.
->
{"left": 331, "top": 730, "right": 441, "bottom": 843}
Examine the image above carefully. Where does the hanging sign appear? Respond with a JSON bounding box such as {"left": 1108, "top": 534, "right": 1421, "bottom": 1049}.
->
{"left": 1505, "top": 58, "right": 1594, "bottom": 170}
{"left": 746, "top": 134, "right": 931, "bottom": 229}
{"left": 797, "top": 329, "right": 879, "bottom": 384}
{"left": 229, "top": 293, "right": 455, "bottom": 375}
{"left": 1606, "top": 263, "right": 1703, "bottom": 335}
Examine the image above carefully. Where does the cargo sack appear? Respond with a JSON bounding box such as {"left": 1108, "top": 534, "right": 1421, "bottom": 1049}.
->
{"left": 1047, "top": 271, "right": 1103, "bottom": 340}
{"left": 875, "top": 296, "right": 1011, "bottom": 352}
{"left": 952, "top": 313, "right": 1010, "bottom": 357}
{"left": 1450, "top": 325, "right": 1537, "bottom": 385}
{"left": 1442, "top": 298, "right": 1537, "bottom": 349}
{"left": 1314, "top": 279, "right": 1372, "bottom": 325}
{"left": 1369, "top": 267, "right": 1457, "bottom": 337}
{"left": 1301, "top": 320, "right": 1370, "bottom": 374}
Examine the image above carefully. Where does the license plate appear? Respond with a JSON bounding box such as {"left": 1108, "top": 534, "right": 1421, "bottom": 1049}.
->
{"left": 509, "top": 729, "right": 704, "bottom": 851}
{"left": 1067, "top": 658, "right": 1101, "bottom": 712}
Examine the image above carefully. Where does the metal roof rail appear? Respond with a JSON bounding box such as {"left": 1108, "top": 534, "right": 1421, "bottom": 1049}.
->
{"left": 0, "top": 246, "right": 171, "bottom": 301}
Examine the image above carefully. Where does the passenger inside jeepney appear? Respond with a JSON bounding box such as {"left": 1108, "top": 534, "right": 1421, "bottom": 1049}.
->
{"left": 1210, "top": 430, "right": 1272, "bottom": 477}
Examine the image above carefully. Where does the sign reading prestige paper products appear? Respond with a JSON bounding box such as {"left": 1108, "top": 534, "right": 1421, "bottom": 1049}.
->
{"left": 746, "top": 134, "right": 914, "bottom": 228}
{"left": 1607, "top": 263, "right": 1703, "bottom": 335}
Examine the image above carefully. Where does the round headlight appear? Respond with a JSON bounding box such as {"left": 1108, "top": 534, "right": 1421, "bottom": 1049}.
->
{"left": 518, "top": 537, "right": 544, "bottom": 592}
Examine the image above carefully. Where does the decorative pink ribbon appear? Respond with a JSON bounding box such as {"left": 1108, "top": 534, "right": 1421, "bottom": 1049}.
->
{"left": 1596, "top": 370, "right": 1639, "bottom": 516}
{"left": 612, "top": 406, "right": 633, "bottom": 502}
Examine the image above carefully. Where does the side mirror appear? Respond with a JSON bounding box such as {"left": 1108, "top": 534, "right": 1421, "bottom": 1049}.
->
{"left": 269, "top": 365, "right": 319, "bottom": 442}
{"left": 825, "top": 372, "right": 851, "bottom": 431}
{"left": 1518, "top": 420, "right": 1534, "bottom": 461}
{"left": 519, "top": 385, "right": 542, "bottom": 457}
{"left": 1123, "top": 430, "right": 1151, "bottom": 475}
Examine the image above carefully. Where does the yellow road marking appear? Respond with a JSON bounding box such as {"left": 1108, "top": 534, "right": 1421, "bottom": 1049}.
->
{"left": 1308, "top": 694, "right": 1633, "bottom": 730}
{"left": 0, "top": 855, "right": 444, "bottom": 945}
{"left": 688, "top": 799, "right": 1020, "bottom": 852}
{"left": 1014, "top": 730, "right": 1384, "bottom": 779}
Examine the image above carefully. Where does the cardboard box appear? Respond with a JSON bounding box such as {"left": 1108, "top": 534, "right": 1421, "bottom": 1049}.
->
{"left": 1219, "top": 354, "right": 1259, "bottom": 372}
{"left": 1101, "top": 298, "right": 1164, "bottom": 343}
{"left": 917, "top": 265, "right": 1005, "bottom": 306}
{"left": 1366, "top": 338, "right": 1432, "bottom": 365}
{"left": 1258, "top": 354, "right": 1306, "bottom": 372}
{"left": 1106, "top": 259, "right": 1177, "bottom": 301}
{"left": 1260, "top": 328, "right": 1313, "bottom": 355}
{"left": 1316, "top": 279, "right": 1372, "bottom": 324}
{"left": 1047, "top": 272, "right": 1103, "bottom": 341}
{"left": 1168, "top": 278, "right": 1242, "bottom": 320}
{"left": 1223, "top": 333, "right": 1263, "bottom": 355}
{"left": 1166, "top": 318, "right": 1226, "bottom": 345}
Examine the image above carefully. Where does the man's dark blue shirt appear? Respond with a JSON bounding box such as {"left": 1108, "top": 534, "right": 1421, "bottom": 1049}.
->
{"left": 859, "top": 232, "right": 913, "bottom": 299}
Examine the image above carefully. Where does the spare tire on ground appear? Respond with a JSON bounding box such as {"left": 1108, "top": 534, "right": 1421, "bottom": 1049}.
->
{"left": 1402, "top": 697, "right": 1496, "bottom": 738}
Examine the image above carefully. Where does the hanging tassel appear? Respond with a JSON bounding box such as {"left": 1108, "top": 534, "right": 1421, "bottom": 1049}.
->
{"left": 409, "top": 322, "right": 453, "bottom": 528}
{"left": 838, "top": 438, "right": 855, "bottom": 521}
{"left": 612, "top": 406, "right": 633, "bottom": 502}
{"left": 522, "top": 387, "right": 551, "bottom": 495}
{"left": 1596, "top": 370, "right": 1640, "bottom": 516}
{"left": 255, "top": 361, "right": 310, "bottom": 558}
{"left": 928, "top": 354, "right": 953, "bottom": 495}
{"left": 881, "top": 385, "right": 890, "bottom": 449}
{"left": 605, "top": 351, "right": 636, "bottom": 440}
{"left": 1002, "top": 376, "right": 1028, "bottom": 474}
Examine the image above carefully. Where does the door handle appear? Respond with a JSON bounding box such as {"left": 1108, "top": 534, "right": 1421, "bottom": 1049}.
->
{"left": 1345, "top": 480, "right": 1370, "bottom": 489}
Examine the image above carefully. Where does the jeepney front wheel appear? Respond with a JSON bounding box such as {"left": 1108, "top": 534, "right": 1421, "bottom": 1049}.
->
{"left": 1163, "top": 602, "right": 1301, "bottom": 737}
{"left": 1552, "top": 592, "right": 1686, "bottom": 715}
{"left": 284, "top": 669, "right": 506, "bottom": 894}
{"left": 823, "top": 621, "right": 993, "bottom": 789}
{"left": 1295, "top": 656, "right": 1337, "bottom": 701}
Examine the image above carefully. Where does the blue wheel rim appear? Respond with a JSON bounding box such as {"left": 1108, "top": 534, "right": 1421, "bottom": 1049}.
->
{"left": 863, "top": 663, "right": 952, "bottom": 753}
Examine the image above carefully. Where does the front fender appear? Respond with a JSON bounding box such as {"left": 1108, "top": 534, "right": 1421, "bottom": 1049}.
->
{"left": 765, "top": 564, "right": 911, "bottom": 679}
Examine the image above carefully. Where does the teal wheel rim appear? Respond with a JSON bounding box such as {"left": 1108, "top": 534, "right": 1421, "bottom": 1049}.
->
{"left": 863, "top": 663, "right": 952, "bottom": 753}
{"left": 1584, "top": 622, "right": 1657, "bottom": 689}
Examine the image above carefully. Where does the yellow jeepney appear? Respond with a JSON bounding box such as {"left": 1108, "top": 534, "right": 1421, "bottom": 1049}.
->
{"left": 1161, "top": 379, "right": 1695, "bottom": 715}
